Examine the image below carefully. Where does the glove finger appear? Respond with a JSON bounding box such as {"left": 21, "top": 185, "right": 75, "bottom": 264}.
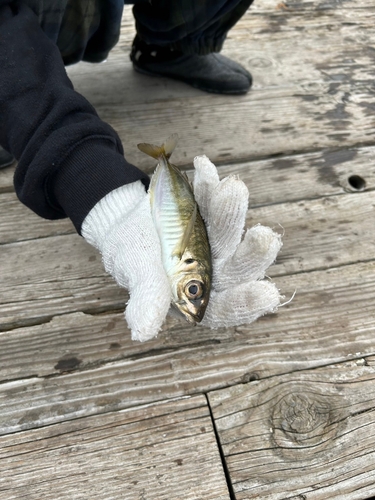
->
{"left": 193, "top": 155, "right": 220, "bottom": 223}
{"left": 215, "top": 225, "right": 282, "bottom": 291}
{"left": 208, "top": 176, "right": 249, "bottom": 261}
{"left": 201, "top": 280, "right": 281, "bottom": 329}
{"left": 126, "top": 271, "right": 172, "bottom": 342}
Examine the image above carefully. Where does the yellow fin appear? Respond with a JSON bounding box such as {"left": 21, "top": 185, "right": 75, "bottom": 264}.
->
{"left": 137, "top": 134, "right": 179, "bottom": 160}
{"left": 137, "top": 142, "right": 163, "bottom": 159}
{"left": 162, "top": 134, "right": 179, "bottom": 159}
{"left": 172, "top": 204, "right": 197, "bottom": 259}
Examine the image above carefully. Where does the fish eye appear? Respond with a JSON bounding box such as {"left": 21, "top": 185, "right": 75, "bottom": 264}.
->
{"left": 185, "top": 280, "right": 203, "bottom": 300}
{"left": 185, "top": 258, "right": 195, "bottom": 265}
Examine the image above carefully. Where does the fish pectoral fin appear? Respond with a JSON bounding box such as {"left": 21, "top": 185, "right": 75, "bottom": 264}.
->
{"left": 138, "top": 134, "right": 179, "bottom": 160}
{"left": 172, "top": 204, "right": 197, "bottom": 259}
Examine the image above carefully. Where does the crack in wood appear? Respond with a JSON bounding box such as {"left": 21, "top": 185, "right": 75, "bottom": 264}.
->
{"left": 205, "top": 394, "right": 237, "bottom": 500}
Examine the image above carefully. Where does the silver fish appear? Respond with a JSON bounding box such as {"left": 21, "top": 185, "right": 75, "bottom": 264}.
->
{"left": 138, "top": 134, "right": 212, "bottom": 323}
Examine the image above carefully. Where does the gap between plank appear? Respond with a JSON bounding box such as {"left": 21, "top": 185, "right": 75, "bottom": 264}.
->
{"left": 2, "top": 256, "right": 375, "bottom": 333}
{"left": 176, "top": 140, "right": 375, "bottom": 172}
{"left": 0, "top": 356, "right": 373, "bottom": 438}
{"left": 205, "top": 393, "right": 237, "bottom": 500}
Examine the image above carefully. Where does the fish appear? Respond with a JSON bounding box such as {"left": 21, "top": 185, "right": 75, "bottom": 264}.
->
{"left": 137, "top": 134, "right": 212, "bottom": 324}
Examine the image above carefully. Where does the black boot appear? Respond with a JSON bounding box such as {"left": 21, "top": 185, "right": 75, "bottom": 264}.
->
{"left": 130, "top": 36, "right": 252, "bottom": 95}
{"left": 0, "top": 147, "right": 15, "bottom": 169}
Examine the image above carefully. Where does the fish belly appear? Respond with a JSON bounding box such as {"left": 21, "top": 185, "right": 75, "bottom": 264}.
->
{"left": 150, "top": 161, "right": 194, "bottom": 275}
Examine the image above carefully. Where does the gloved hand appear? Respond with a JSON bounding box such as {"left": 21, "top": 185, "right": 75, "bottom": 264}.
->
{"left": 81, "top": 156, "right": 282, "bottom": 341}
{"left": 193, "top": 155, "right": 282, "bottom": 328}
{"left": 81, "top": 180, "right": 171, "bottom": 342}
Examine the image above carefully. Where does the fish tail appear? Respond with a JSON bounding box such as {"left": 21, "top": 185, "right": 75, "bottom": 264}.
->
{"left": 137, "top": 134, "right": 179, "bottom": 160}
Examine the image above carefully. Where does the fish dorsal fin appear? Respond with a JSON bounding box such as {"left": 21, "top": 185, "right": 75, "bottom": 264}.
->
{"left": 138, "top": 134, "right": 179, "bottom": 160}
{"left": 172, "top": 204, "right": 197, "bottom": 259}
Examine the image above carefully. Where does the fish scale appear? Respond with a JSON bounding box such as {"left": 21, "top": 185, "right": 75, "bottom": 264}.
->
{"left": 152, "top": 168, "right": 192, "bottom": 264}
{"left": 137, "top": 135, "right": 212, "bottom": 324}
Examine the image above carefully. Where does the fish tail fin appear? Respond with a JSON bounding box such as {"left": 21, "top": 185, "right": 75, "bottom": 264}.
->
{"left": 137, "top": 133, "right": 179, "bottom": 160}
{"left": 162, "top": 134, "right": 179, "bottom": 159}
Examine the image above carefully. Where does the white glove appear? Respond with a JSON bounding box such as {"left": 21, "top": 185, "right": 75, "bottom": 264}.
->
{"left": 81, "top": 181, "right": 171, "bottom": 342}
{"left": 81, "top": 157, "right": 282, "bottom": 341}
{"left": 193, "top": 155, "right": 282, "bottom": 328}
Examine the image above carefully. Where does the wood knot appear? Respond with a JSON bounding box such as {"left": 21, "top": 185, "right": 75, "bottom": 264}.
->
{"left": 271, "top": 387, "right": 344, "bottom": 458}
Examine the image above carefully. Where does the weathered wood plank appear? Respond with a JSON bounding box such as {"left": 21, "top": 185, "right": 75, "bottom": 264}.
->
{"left": 1, "top": 2, "right": 375, "bottom": 186}
{"left": 0, "top": 191, "right": 74, "bottom": 244}
{"left": 0, "top": 1, "right": 365, "bottom": 196}
{"left": 78, "top": 80, "right": 375, "bottom": 172}
{"left": 64, "top": 6, "right": 375, "bottom": 170}
{"left": 250, "top": 190, "right": 375, "bottom": 276}
{"left": 2, "top": 190, "right": 374, "bottom": 328}
{"left": 2, "top": 146, "right": 374, "bottom": 244}
{"left": 0, "top": 234, "right": 121, "bottom": 329}
{"left": 69, "top": 4, "right": 375, "bottom": 104}
{"left": 1, "top": 253, "right": 375, "bottom": 384}
{"left": 0, "top": 395, "right": 230, "bottom": 500}
{"left": 0, "top": 164, "right": 14, "bottom": 193}
{"left": 0, "top": 311, "right": 234, "bottom": 381}
{"left": 1, "top": 261, "right": 375, "bottom": 434}
{"left": 251, "top": 0, "right": 375, "bottom": 11}
{"left": 0, "top": 0, "right": 374, "bottom": 494}
{"left": 208, "top": 365, "right": 375, "bottom": 499}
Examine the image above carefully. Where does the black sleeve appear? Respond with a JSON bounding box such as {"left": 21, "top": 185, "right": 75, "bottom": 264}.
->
{"left": 0, "top": 2, "right": 149, "bottom": 233}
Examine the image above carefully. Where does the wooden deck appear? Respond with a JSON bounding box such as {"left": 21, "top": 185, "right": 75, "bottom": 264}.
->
{"left": 1, "top": 0, "right": 375, "bottom": 498}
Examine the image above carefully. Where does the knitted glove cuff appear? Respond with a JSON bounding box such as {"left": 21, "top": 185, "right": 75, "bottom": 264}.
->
{"left": 81, "top": 180, "right": 147, "bottom": 250}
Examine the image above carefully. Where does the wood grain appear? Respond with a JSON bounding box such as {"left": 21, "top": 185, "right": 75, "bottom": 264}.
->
{"left": 1, "top": 0, "right": 375, "bottom": 496}
{"left": 2, "top": 146, "right": 375, "bottom": 245}
{"left": 0, "top": 395, "right": 230, "bottom": 500}
{"left": 2, "top": 189, "right": 374, "bottom": 329}
{"left": 0, "top": 191, "right": 74, "bottom": 244}
{"left": 208, "top": 365, "right": 375, "bottom": 499}
{"left": 66, "top": 6, "right": 375, "bottom": 170}
{"left": 1, "top": 261, "right": 375, "bottom": 435}
{"left": 0, "top": 311, "right": 234, "bottom": 381}
{"left": 1, "top": 1, "right": 374, "bottom": 187}
{"left": 0, "top": 164, "right": 14, "bottom": 193}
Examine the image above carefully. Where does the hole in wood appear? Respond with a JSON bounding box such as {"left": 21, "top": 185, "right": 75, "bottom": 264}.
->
{"left": 348, "top": 175, "right": 366, "bottom": 191}
{"left": 241, "top": 372, "right": 259, "bottom": 383}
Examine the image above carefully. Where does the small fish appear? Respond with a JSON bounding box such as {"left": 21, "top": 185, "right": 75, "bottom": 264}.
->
{"left": 138, "top": 134, "right": 212, "bottom": 323}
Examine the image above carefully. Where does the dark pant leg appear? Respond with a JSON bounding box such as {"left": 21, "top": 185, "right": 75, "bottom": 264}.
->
{"left": 132, "top": 0, "right": 254, "bottom": 55}
{"left": 20, "top": 0, "right": 124, "bottom": 64}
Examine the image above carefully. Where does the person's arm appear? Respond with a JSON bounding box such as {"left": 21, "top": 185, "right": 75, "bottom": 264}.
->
{"left": 0, "top": 1, "right": 149, "bottom": 232}
{"left": 0, "top": 2, "right": 283, "bottom": 341}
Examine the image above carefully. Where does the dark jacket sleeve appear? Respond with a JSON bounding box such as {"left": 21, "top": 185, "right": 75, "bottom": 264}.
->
{"left": 0, "top": 2, "right": 149, "bottom": 233}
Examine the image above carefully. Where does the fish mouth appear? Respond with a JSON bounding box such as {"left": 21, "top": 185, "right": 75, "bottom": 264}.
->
{"left": 172, "top": 302, "right": 207, "bottom": 324}
{"left": 189, "top": 309, "right": 206, "bottom": 324}
{"left": 172, "top": 303, "right": 205, "bottom": 326}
